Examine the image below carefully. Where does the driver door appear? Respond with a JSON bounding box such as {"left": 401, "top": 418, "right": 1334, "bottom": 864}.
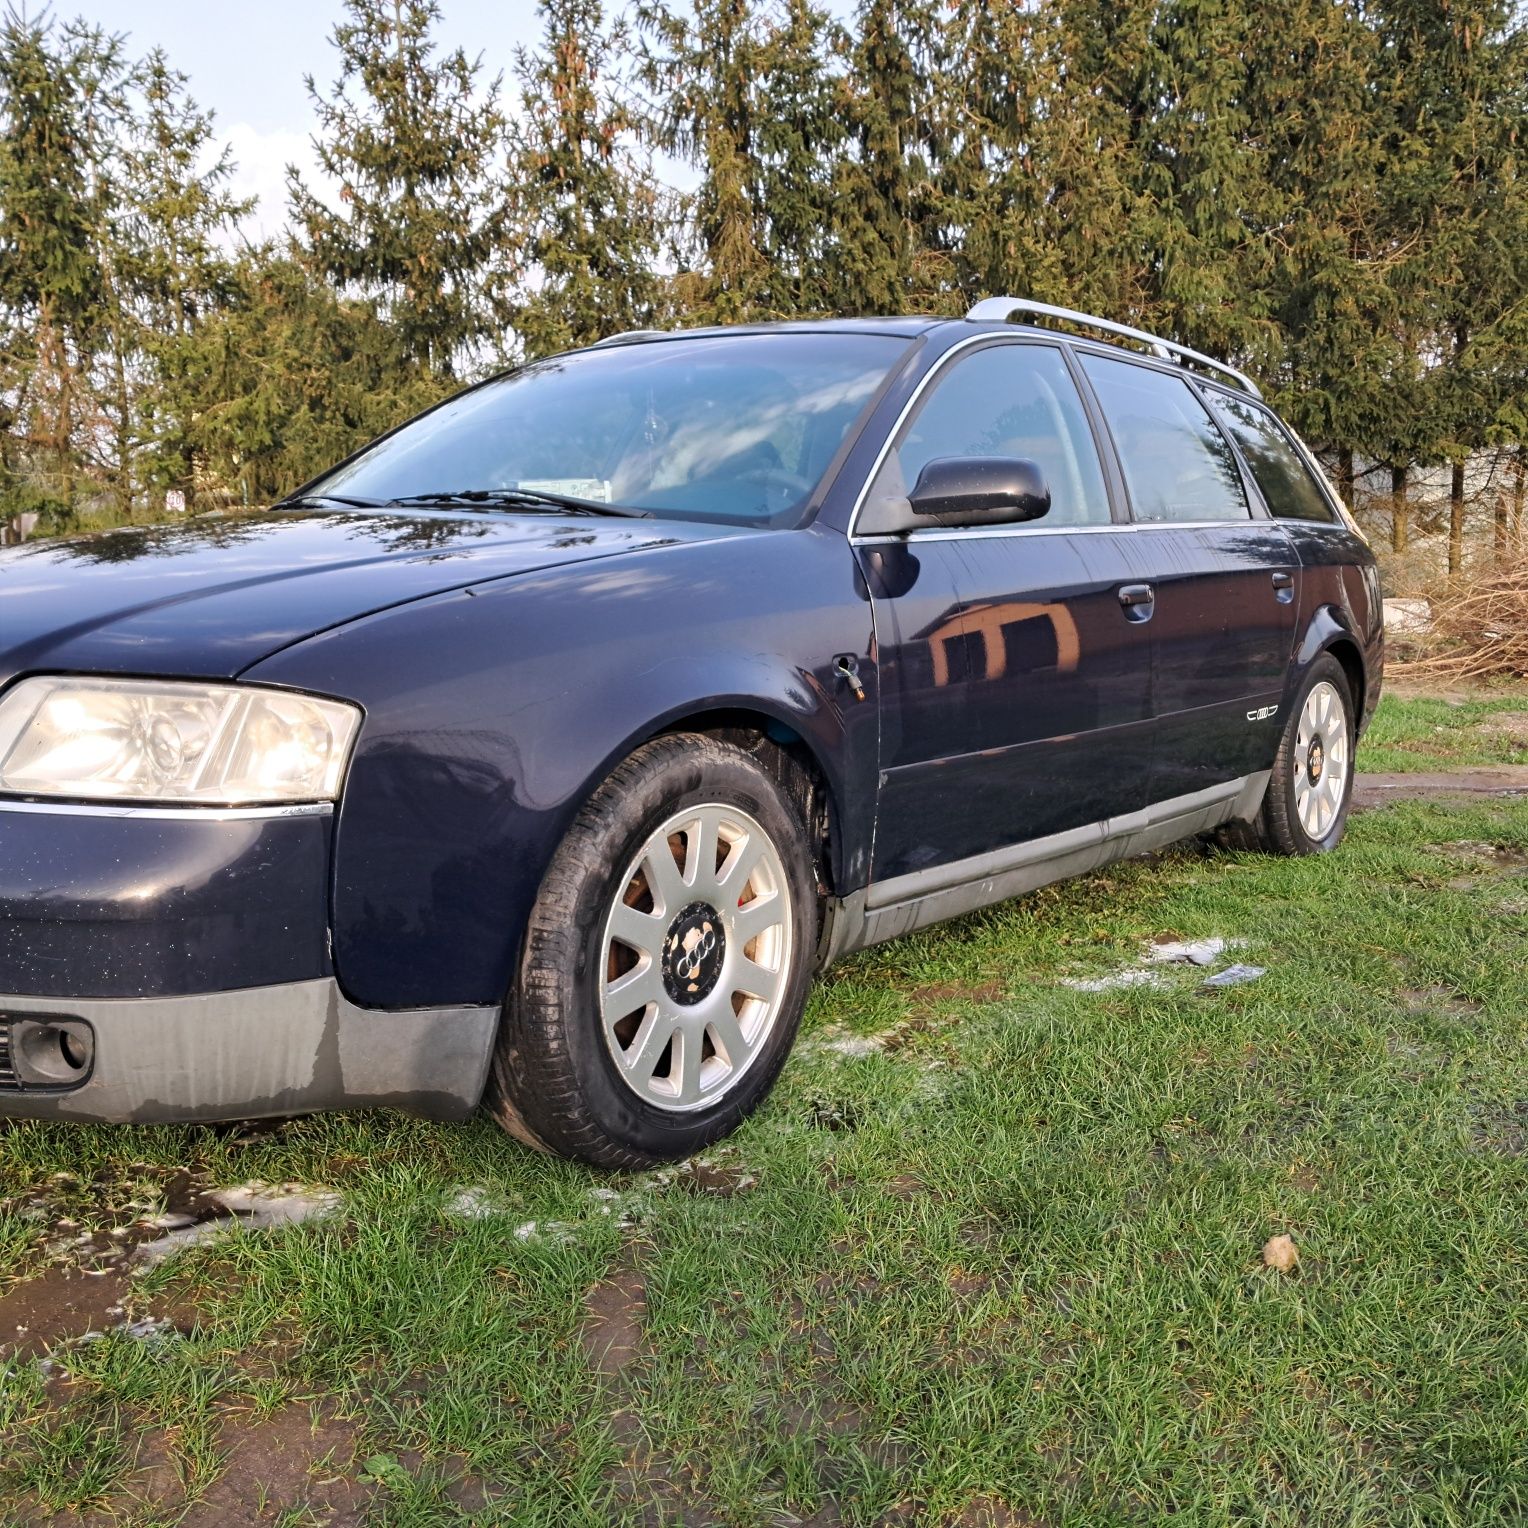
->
{"left": 854, "top": 340, "right": 1154, "bottom": 885}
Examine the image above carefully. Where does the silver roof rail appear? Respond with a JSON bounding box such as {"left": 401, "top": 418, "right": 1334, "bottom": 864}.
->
{"left": 589, "top": 329, "right": 670, "bottom": 348}
{"left": 965, "top": 296, "right": 1262, "bottom": 399}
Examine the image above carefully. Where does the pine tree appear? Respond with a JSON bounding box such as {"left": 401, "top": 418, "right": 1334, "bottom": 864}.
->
{"left": 0, "top": 12, "right": 123, "bottom": 515}
{"left": 508, "top": 0, "right": 664, "bottom": 357}
{"left": 638, "top": 0, "right": 769, "bottom": 321}
{"left": 289, "top": 0, "right": 513, "bottom": 376}
{"left": 184, "top": 251, "right": 444, "bottom": 503}
{"left": 116, "top": 51, "right": 251, "bottom": 506}
{"left": 829, "top": 0, "right": 939, "bottom": 314}
{"left": 1234, "top": 0, "right": 1401, "bottom": 471}
{"left": 1383, "top": 0, "right": 1528, "bottom": 572}
{"left": 751, "top": 0, "right": 846, "bottom": 315}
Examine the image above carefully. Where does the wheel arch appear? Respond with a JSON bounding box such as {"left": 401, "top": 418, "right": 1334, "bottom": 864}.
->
{"left": 628, "top": 702, "right": 845, "bottom": 901}
{"left": 1293, "top": 604, "right": 1368, "bottom": 727}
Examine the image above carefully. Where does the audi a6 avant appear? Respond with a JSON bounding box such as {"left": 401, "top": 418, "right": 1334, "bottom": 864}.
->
{"left": 0, "top": 298, "right": 1381, "bottom": 1165}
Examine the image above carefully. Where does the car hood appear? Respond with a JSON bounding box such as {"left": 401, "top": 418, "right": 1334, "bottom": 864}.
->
{"left": 0, "top": 508, "right": 734, "bottom": 684}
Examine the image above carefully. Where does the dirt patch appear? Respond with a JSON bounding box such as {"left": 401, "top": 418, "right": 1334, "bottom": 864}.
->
{"left": 179, "top": 1403, "right": 370, "bottom": 1527}
{"left": 952, "top": 1498, "right": 1052, "bottom": 1528}
{"left": 1427, "top": 839, "right": 1528, "bottom": 870}
{"left": 1472, "top": 1098, "right": 1528, "bottom": 1157}
{"left": 1399, "top": 985, "right": 1484, "bottom": 1016}
{"left": 1352, "top": 767, "right": 1528, "bottom": 809}
{"left": 0, "top": 1264, "right": 131, "bottom": 1361}
{"left": 581, "top": 1265, "right": 648, "bottom": 1381}
{"left": 670, "top": 1159, "right": 757, "bottom": 1197}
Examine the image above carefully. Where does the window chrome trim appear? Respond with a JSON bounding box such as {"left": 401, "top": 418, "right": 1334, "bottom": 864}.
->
{"left": 0, "top": 798, "right": 333, "bottom": 822}
{"left": 854, "top": 519, "right": 1269, "bottom": 545}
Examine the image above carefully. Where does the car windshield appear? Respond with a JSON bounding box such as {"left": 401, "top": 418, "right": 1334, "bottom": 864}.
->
{"left": 306, "top": 332, "right": 910, "bottom": 528}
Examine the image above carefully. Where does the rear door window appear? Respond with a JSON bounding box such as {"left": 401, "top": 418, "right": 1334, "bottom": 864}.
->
{"left": 1080, "top": 354, "right": 1250, "bottom": 523}
{"left": 1206, "top": 392, "right": 1337, "bottom": 523}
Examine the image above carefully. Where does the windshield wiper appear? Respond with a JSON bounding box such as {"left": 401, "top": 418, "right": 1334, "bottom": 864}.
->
{"left": 274, "top": 492, "right": 387, "bottom": 509}
{"left": 389, "top": 487, "right": 652, "bottom": 519}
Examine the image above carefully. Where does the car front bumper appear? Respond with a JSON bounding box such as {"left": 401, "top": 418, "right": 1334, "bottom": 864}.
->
{"left": 0, "top": 979, "right": 498, "bottom": 1122}
{"left": 0, "top": 799, "right": 499, "bottom": 1123}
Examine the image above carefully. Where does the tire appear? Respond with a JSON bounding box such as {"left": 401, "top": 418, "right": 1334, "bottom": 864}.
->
{"left": 486, "top": 734, "right": 819, "bottom": 1168}
{"left": 1224, "top": 654, "right": 1356, "bottom": 856}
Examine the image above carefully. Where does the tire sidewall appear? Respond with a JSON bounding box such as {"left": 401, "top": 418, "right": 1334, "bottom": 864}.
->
{"left": 524, "top": 742, "right": 817, "bottom": 1160}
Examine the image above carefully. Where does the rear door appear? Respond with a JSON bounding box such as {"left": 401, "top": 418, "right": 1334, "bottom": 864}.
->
{"left": 853, "top": 339, "right": 1154, "bottom": 885}
{"left": 1076, "top": 352, "right": 1299, "bottom": 803}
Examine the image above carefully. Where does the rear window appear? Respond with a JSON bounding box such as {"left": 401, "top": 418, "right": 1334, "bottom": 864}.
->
{"left": 1207, "top": 393, "right": 1337, "bottom": 523}
{"left": 1080, "top": 354, "right": 1250, "bottom": 523}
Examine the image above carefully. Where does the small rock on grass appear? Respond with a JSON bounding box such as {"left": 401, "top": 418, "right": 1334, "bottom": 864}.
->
{"left": 1262, "top": 1233, "right": 1299, "bottom": 1272}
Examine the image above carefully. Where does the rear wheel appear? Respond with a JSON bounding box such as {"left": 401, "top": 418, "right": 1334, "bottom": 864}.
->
{"left": 1226, "top": 654, "right": 1356, "bottom": 856}
{"left": 486, "top": 734, "right": 818, "bottom": 1167}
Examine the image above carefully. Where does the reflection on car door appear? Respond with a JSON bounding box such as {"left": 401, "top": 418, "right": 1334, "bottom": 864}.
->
{"left": 853, "top": 341, "right": 1153, "bottom": 885}
{"left": 1078, "top": 352, "right": 1299, "bottom": 801}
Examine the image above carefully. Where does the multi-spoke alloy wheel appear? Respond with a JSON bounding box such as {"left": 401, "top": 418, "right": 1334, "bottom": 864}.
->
{"left": 486, "top": 734, "right": 816, "bottom": 1167}
{"left": 1291, "top": 679, "right": 1350, "bottom": 841}
{"left": 600, "top": 803, "right": 793, "bottom": 1112}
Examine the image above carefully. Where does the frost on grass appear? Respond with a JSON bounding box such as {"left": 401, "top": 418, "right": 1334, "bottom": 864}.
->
{"left": 442, "top": 1184, "right": 513, "bottom": 1221}
{"left": 1063, "top": 935, "right": 1252, "bottom": 991}
{"left": 820, "top": 1032, "right": 887, "bottom": 1057}
{"left": 133, "top": 1183, "right": 341, "bottom": 1266}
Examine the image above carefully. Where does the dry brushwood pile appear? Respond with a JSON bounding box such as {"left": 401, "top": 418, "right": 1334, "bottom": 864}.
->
{"left": 1391, "top": 564, "right": 1528, "bottom": 680}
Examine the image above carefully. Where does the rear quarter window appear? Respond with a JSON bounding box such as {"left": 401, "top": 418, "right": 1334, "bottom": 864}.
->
{"left": 1207, "top": 393, "right": 1337, "bottom": 523}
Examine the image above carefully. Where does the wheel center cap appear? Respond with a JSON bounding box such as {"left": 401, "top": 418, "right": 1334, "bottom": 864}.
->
{"left": 662, "top": 901, "right": 726, "bottom": 1005}
{"left": 1308, "top": 739, "right": 1325, "bottom": 783}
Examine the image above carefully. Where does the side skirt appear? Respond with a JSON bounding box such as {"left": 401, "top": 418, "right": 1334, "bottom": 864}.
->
{"left": 819, "top": 773, "right": 1270, "bottom": 964}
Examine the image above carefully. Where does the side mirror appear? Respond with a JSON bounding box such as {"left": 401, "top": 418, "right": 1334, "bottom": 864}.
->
{"left": 907, "top": 456, "right": 1051, "bottom": 525}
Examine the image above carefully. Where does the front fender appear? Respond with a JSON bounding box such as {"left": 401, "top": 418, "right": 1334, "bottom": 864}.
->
{"left": 245, "top": 526, "right": 876, "bottom": 1009}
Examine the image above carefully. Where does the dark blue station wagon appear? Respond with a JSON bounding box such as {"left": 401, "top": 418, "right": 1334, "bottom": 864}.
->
{"left": 0, "top": 299, "right": 1382, "bottom": 1165}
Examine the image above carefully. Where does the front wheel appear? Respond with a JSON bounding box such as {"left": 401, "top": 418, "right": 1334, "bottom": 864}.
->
{"left": 486, "top": 734, "right": 818, "bottom": 1167}
{"left": 1229, "top": 654, "right": 1356, "bottom": 856}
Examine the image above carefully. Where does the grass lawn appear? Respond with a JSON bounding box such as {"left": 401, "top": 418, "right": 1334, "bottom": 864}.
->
{"left": 1, "top": 699, "right": 1526, "bottom": 1525}
{"left": 1361, "top": 688, "right": 1528, "bottom": 773}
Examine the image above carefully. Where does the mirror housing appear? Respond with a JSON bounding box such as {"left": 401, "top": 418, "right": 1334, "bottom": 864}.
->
{"left": 907, "top": 456, "right": 1051, "bottom": 525}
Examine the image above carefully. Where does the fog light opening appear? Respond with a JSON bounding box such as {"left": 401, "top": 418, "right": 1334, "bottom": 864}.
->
{"left": 58, "top": 1028, "right": 89, "bottom": 1072}
{"left": 11, "top": 1018, "right": 95, "bottom": 1088}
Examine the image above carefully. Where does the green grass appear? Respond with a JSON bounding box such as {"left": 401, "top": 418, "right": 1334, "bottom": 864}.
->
{"left": 3, "top": 794, "right": 1527, "bottom": 1525}
{"left": 1360, "top": 690, "right": 1528, "bottom": 773}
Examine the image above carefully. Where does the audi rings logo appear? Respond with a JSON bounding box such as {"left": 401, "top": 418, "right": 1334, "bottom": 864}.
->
{"left": 676, "top": 922, "right": 718, "bottom": 981}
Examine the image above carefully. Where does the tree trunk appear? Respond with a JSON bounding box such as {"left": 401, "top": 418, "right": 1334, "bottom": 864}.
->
{"left": 1514, "top": 449, "right": 1526, "bottom": 546}
{"left": 1337, "top": 448, "right": 1355, "bottom": 510}
{"left": 1391, "top": 464, "right": 1408, "bottom": 552}
{"left": 1448, "top": 460, "right": 1465, "bottom": 576}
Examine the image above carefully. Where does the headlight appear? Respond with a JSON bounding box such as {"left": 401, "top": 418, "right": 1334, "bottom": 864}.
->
{"left": 0, "top": 677, "right": 361, "bottom": 805}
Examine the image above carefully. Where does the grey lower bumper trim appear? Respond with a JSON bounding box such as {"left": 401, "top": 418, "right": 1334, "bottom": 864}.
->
{"left": 0, "top": 981, "right": 499, "bottom": 1124}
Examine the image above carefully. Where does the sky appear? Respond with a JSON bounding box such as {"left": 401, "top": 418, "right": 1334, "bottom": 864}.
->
{"left": 63, "top": 0, "right": 573, "bottom": 239}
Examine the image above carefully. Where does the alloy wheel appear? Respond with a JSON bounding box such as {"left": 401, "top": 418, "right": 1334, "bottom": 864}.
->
{"left": 599, "top": 803, "right": 794, "bottom": 1112}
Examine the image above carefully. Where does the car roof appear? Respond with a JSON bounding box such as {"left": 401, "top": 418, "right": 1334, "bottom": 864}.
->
{"left": 586, "top": 316, "right": 944, "bottom": 347}
{"left": 584, "top": 311, "right": 1264, "bottom": 401}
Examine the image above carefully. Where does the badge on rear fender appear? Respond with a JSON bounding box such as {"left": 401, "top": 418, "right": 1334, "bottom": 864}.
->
{"left": 1247, "top": 704, "right": 1280, "bottom": 722}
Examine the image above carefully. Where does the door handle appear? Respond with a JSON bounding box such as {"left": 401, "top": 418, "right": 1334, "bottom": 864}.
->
{"left": 1117, "top": 583, "right": 1155, "bottom": 623}
{"left": 1271, "top": 570, "right": 1295, "bottom": 603}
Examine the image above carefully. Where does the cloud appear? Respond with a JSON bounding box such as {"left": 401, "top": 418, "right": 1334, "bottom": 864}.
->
{"left": 207, "top": 122, "right": 334, "bottom": 246}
